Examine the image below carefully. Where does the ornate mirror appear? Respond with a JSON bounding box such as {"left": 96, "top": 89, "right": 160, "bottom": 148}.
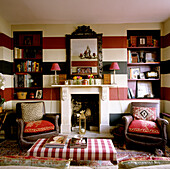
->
{"left": 66, "top": 25, "right": 103, "bottom": 78}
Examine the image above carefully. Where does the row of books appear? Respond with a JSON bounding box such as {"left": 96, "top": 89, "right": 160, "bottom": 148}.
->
{"left": 16, "top": 61, "right": 41, "bottom": 73}
{"left": 44, "top": 135, "right": 87, "bottom": 148}
{"left": 14, "top": 47, "right": 41, "bottom": 59}
{"left": 14, "top": 74, "right": 32, "bottom": 88}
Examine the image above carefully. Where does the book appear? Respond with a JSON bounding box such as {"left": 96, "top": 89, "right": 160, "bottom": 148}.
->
{"left": 45, "top": 135, "right": 68, "bottom": 148}
{"left": 69, "top": 137, "right": 87, "bottom": 148}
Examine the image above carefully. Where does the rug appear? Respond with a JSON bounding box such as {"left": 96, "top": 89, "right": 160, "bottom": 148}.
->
{"left": 0, "top": 139, "right": 169, "bottom": 167}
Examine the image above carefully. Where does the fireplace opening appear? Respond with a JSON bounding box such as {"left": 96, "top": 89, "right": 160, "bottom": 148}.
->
{"left": 71, "top": 94, "right": 99, "bottom": 132}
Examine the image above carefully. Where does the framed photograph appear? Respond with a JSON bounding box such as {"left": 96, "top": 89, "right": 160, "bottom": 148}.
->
{"left": 137, "top": 81, "right": 153, "bottom": 98}
{"left": 137, "top": 37, "right": 146, "bottom": 47}
{"left": 139, "top": 72, "right": 145, "bottom": 79}
{"left": 24, "top": 36, "right": 33, "bottom": 45}
{"left": 77, "top": 67, "right": 92, "bottom": 74}
{"left": 130, "top": 67, "right": 140, "bottom": 79}
{"left": 35, "top": 90, "right": 42, "bottom": 99}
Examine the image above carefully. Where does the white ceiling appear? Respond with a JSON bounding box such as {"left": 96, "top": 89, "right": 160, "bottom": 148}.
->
{"left": 0, "top": 0, "right": 170, "bottom": 25}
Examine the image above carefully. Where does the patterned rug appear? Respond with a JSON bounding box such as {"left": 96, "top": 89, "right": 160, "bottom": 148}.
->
{"left": 0, "top": 139, "right": 169, "bottom": 167}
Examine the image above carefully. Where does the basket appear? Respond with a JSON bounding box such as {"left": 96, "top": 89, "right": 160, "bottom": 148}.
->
{"left": 17, "top": 92, "right": 27, "bottom": 99}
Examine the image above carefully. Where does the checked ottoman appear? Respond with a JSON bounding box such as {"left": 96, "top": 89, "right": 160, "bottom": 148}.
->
{"left": 27, "top": 138, "right": 117, "bottom": 164}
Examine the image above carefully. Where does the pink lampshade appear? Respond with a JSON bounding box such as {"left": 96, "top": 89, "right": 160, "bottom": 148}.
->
{"left": 109, "top": 62, "right": 120, "bottom": 70}
{"left": 51, "top": 63, "right": 61, "bottom": 71}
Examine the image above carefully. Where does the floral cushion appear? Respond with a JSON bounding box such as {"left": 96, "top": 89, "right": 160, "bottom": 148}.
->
{"left": 21, "top": 102, "right": 43, "bottom": 122}
{"left": 0, "top": 156, "right": 70, "bottom": 169}
{"left": 128, "top": 120, "right": 160, "bottom": 135}
{"left": 24, "top": 120, "right": 54, "bottom": 133}
{"left": 132, "top": 106, "right": 157, "bottom": 121}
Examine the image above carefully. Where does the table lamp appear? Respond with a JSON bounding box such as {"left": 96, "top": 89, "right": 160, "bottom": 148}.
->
{"left": 51, "top": 63, "right": 61, "bottom": 84}
{"left": 109, "top": 62, "right": 120, "bottom": 84}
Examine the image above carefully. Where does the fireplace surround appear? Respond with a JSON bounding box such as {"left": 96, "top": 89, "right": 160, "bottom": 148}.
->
{"left": 52, "top": 85, "right": 112, "bottom": 134}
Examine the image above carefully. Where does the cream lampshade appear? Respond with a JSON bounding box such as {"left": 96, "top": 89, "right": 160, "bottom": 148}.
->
{"left": 109, "top": 62, "right": 120, "bottom": 84}
{"left": 51, "top": 63, "right": 61, "bottom": 84}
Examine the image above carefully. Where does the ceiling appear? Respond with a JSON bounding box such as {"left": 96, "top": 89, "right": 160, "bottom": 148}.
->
{"left": 0, "top": 0, "right": 170, "bottom": 25}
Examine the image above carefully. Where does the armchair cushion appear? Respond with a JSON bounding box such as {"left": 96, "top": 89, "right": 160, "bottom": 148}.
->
{"left": 132, "top": 106, "right": 156, "bottom": 121}
{"left": 21, "top": 102, "right": 43, "bottom": 122}
{"left": 24, "top": 120, "right": 55, "bottom": 133}
{"left": 128, "top": 120, "right": 160, "bottom": 135}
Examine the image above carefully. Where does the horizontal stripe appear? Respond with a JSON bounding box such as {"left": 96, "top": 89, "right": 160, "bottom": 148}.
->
{"left": 43, "top": 37, "right": 65, "bottom": 49}
{"left": 161, "top": 60, "right": 170, "bottom": 74}
{"left": 161, "top": 74, "right": 170, "bottom": 87}
{"left": 0, "top": 61, "right": 13, "bottom": 75}
{"left": 161, "top": 46, "right": 170, "bottom": 61}
{"left": 0, "top": 33, "right": 12, "bottom": 49}
{"left": 43, "top": 49, "right": 66, "bottom": 62}
{"left": 109, "top": 87, "right": 127, "bottom": 100}
{"left": 43, "top": 88, "right": 60, "bottom": 100}
{"left": 103, "top": 62, "right": 127, "bottom": 74}
{"left": 102, "top": 36, "right": 127, "bottom": 48}
{"left": 102, "top": 48, "right": 127, "bottom": 61}
{"left": 161, "top": 87, "right": 170, "bottom": 101}
{"left": 0, "top": 88, "right": 14, "bottom": 101}
{"left": 163, "top": 100, "right": 170, "bottom": 114}
{"left": 161, "top": 33, "right": 170, "bottom": 48}
{"left": 43, "top": 62, "right": 67, "bottom": 75}
{"left": 72, "top": 61, "right": 98, "bottom": 67}
{"left": 0, "top": 47, "right": 13, "bottom": 62}
{"left": 4, "top": 74, "right": 13, "bottom": 88}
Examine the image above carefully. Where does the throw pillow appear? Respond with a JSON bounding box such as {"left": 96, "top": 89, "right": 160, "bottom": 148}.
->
{"left": 128, "top": 119, "right": 160, "bottom": 135}
{"left": 132, "top": 106, "right": 157, "bottom": 121}
{"left": 24, "top": 120, "right": 54, "bottom": 133}
{"left": 21, "top": 102, "right": 43, "bottom": 122}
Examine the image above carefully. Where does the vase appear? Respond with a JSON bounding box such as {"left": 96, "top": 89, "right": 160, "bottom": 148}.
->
{"left": 89, "top": 78, "right": 94, "bottom": 85}
{"left": 77, "top": 79, "right": 81, "bottom": 85}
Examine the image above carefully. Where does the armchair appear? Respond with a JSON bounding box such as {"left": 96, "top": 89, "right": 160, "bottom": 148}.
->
{"left": 122, "top": 102, "right": 169, "bottom": 154}
{"left": 16, "top": 101, "right": 59, "bottom": 148}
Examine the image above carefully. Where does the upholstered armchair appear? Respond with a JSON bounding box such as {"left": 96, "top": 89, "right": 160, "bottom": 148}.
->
{"left": 122, "top": 102, "right": 169, "bottom": 154}
{"left": 16, "top": 101, "right": 59, "bottom": 148}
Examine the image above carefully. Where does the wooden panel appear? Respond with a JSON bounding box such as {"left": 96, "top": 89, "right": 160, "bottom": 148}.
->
{"left": 103, "top": 74, "right": 111, "bottom": 84}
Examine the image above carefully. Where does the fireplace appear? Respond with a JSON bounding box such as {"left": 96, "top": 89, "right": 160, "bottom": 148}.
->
{"left": 71, "top": 94, "right": 99, "bottom": 132}
{"left": 58, "top": 85, "right": 110, "bottom": 134}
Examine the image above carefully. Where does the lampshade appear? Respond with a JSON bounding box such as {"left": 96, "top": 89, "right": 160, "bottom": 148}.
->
{"left": 51, "top": 63, "right": 61, "bottom": 71}
{"left": 109, "top": 62, "right": 120, "bottom": 70}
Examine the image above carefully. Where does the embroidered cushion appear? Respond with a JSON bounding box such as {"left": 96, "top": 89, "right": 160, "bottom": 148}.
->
{"left": 132, "top": 106, "right": 157, "bottom": 121}
{"left": 24, "top": 120, "right": 54, "bottom": 133}
{"left": 21, "top": 102, "right": 43, "bottom": 122}
{"left": 128, "top": 120, "right": 160, "bottom": 135}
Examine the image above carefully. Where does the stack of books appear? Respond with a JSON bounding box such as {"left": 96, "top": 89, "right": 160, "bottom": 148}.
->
{"left": 69, "top": 137, "right": 87, "bottom": 148}
{"left": 45, "top": 135, "right": 68, "bottom": 148}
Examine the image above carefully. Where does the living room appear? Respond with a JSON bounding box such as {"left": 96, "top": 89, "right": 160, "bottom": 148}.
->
{"left": 0, "top": 0, "right": 170, "bottom": 168}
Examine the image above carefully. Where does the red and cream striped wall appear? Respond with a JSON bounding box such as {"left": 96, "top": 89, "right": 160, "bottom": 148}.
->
{"left": 0, "top": 20, "right": 169, "bottom": 125}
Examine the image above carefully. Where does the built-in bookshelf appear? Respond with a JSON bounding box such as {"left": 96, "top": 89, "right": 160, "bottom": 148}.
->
{"left": 13, "top": 31, "right": 43, "bottom": 100}
{"left": 127, "top": 30, "right": 160, "bottom": 99}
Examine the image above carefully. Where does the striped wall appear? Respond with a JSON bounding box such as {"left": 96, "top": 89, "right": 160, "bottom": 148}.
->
{"left": 0, "top": 23, "right": 163, "bottom": 124}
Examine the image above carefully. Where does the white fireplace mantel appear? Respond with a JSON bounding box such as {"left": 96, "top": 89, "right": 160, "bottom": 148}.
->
{"left": 52, "top": 84, "right": 116, "bottom": 134}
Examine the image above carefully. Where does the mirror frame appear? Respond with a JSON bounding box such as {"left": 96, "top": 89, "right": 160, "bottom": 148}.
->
{"left": 66, "top": 25, "right": 103, "bottom": 78}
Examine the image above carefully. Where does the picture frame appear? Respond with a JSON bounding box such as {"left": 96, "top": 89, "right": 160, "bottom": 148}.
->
{"left": 77, "top": 67, "right": 92, "bottom": 74}
{"left": 130, "top": 67, "right": 140, "bottom": 79}
{"left": 35, "top": 90, "right": 42, "bottom": 99}
{"left": 137, "top": 81, "right": 153, "bottom": 98}
{"left": 137, "top": 37, "right": 146, "bottom": 47}
{"left": 139, "top": 72, "right": 145, "bottom": 79}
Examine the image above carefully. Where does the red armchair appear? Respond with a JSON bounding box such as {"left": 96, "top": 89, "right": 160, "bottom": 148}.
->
{"left": 122, "top": 102, "right": 169, "bottom": 155}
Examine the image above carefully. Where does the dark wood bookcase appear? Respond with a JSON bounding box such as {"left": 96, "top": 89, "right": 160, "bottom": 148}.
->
{"left": 13, "top": 31, "right": 43, "bottom": 100}
{"left": 127, "top": 30, "right": 161, "bottom": 99}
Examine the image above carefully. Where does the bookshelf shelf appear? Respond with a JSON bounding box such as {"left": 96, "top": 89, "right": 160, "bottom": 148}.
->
{"left": 13, "top": 31, "right": 43, "bottom": 100}
{"left": 127, "top": 30, "right": 161, "bottom": 99}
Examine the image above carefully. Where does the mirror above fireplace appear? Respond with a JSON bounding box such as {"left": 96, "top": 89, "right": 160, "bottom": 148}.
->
{"left": 66, "top": 25, "right": 103, "bottom": 78}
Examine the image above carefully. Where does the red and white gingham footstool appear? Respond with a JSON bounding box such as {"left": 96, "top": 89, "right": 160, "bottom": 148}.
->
{"left": 27, "top": 138, "right": 117, "bottom": 164}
